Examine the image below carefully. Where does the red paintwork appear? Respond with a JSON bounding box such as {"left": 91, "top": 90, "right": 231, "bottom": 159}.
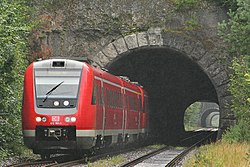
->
{"left": 76, "top": 63, "right": 96, "bottom": 130}
{"left": 22, "top": 60, "right": 148, "bottom": 151}
{"left": 22, "top": 63, "right": 35, "bottom": 130}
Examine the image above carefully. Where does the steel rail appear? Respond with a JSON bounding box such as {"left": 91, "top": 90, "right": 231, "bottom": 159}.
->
{"left": 45, "top": 144, "right": 146, "bottom": 167}
{"left": 8, "top": 160, "right": 57, "bottom": 167}
{"left": 120, "top": 131, "right": 216, "bottom": 167}
{"left": 120, "top": 146, "right": 170, "bottom": 167}
{"left": 7, "top": 143, "right": 146, "bottom": 167}
{"left": 166, "top": 131, "right": 217, "bottom": 167}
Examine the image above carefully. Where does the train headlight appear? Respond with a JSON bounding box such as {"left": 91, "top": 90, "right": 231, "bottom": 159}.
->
{"left": 71, "top": 117, "right": 76, "bottom": 122}
{"left": 54, "top": 101, "right": 60, "bottom": 106}
{"left": 36, "top": 117, "right": 41, "bottom": 122}
{"left": 41, "top": 117, "right": 47, "bottom": 122}
{"left": 63, "top": 100, "right": 69, "bottom": 106}
{"left": 65, "top": 117, "right": 70, "bottom": 122}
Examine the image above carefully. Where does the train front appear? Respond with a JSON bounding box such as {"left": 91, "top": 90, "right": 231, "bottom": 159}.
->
{"left": 22, "top": 59, "right": 85, "bottom": 157}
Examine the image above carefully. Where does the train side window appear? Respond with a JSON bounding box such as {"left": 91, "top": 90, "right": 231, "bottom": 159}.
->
{"left": 111, "top": 90, "right": 114, "bottom": 107}
{"left": 96, "top": 85, "right": 102, "bottom": 105}
{"left": 139, "top": 96, "right": 142, "bottom": 112}
{"left": 130, "top": 96, "right": 133, "bottom": 111}
{"left": 117, "top": 91, "right": 121, "bottom": 108}
{"left": 120, "top": 92, "right": 123, "bottom": 108}
{"left": 111, "top": 89, "right": 113, "bottom": 107}
{"left": 126, "top": 95, "right": 129, "bottom": 110}
{"left": 91, "top": 86, "right": 96, "bottom": 105}
{"left": 114, "top": 91, "right": 117, "bottom": 108}
{"left": 128, "top": 96, "right": 137, "bottom": 112}
{"left": 106, "top": 88, "right": 110, "bottom": 106}
{"left": 98, "top": 86, "right": 102, "bottom": 105}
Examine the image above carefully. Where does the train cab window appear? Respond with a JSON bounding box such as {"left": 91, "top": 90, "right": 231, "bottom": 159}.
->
{"left": 34, "top": 69, "right": 81, "bottom": 108}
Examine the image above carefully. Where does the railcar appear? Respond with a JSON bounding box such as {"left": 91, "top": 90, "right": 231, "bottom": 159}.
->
{"left": 22, "top": 59, "right": 149, "bottom": 159}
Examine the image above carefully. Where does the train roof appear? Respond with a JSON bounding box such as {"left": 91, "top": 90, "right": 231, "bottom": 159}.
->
{"left": 33, "top": 58, "right": 83, "bottom": 69}
{"left": 88, "top": 63, "right": 142, "bottom": 93}
{"left": 34, "top": 59, "right": 143, "bottom": 93}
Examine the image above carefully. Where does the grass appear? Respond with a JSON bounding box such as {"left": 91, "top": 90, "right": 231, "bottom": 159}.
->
{"left": 184, "top": 141, "right": 250, "bottom": 167}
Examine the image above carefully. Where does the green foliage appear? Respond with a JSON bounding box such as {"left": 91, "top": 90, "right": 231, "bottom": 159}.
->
{"left": 0, "top": 0, "right": 34, "bottom": 159}
{"left": 218, "top": 0, "right": 250, "bottom": 56}
{"left": 184, "top": 16, "right": 201, "bottom": 31}
{"left": 184, "top": 102, "right": 202, "bottom": 131}
{"left": 229, "top": 57, "right": 250, "bottom": 120}
{"left": 172, "top": 0, "right": 201, "bottom": 11}
{"left": 223, "top": 57, "right": 250, "bottom": 142}
{"left": 211, "top": 0, "right": 238, "bottom": 11}
{"left": 218, "top": 0, "right": 250, "bottom": 142}
{"left": 223, "top": 119, "right": 250, "bottom": 143}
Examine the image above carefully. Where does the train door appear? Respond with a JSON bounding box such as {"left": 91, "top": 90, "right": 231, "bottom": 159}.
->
{"left": 125, "top": 90, "right": 140, "bottom": 135}
{"left": 103, "top": 83, "right": 121, "bottom": 130}
{"left": 101, "top": 80, "right": 106, "bottom": 137}
{"left": 94, "top": 79, "right": 104, "bottom": 132}
{"left": 136, "top": 94, "right": 141, "bottom": 132}
{"left": 144, "top": 95, "right": 149, "bottom": 131}
{"left": 142, "top": 95, "right": 149, "bottom": 134}
{"left": 138, "top": 94, "right": 142, "bottom": 130}
{"left": 122, "top": 89, "right": 128, "bottom": 141}
{"left": 103, "top": 84, "right": 109, "bottom": 131}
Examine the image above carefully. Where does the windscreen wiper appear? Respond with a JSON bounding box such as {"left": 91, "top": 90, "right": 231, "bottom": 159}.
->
{"left": 43, "top": 81, "right": 64, "bottom": 102}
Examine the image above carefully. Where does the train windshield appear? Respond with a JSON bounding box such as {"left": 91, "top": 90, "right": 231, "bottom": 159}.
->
{"left": 34, "top": 69, "right": 81, "bottom": 108}
{"left": 36, "top": 77, "right": 80, "bottom": 98}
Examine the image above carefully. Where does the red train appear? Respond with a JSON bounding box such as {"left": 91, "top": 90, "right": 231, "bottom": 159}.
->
{"left": 22, "top": 59, "right": 149, "bottom": 159}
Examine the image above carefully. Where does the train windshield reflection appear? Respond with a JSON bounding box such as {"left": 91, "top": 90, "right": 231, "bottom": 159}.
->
{"left": 34, "top": 70, "right": 81, "bottom": 99}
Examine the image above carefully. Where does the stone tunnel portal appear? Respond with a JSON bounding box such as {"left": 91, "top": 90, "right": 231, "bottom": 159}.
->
{"left": 106, "top": 47, "right": 218, "bottom": 143}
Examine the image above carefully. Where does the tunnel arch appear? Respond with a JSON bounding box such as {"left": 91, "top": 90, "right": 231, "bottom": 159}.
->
{"left": 90, "top": 28, "right": 234, "bottom": 139}
{"left": 201, "top": 108, "right": 220, "bottom": 128}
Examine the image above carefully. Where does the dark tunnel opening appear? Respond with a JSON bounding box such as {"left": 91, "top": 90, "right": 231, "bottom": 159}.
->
{"left": 106, "top": 47, "right": 218, "bottom": 143}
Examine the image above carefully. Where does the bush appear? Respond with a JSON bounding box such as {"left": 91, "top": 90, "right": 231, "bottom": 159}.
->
{"left": 184, "top": 102, "right": 202, "bottom": 131}
{"left": 211, "top": 0, "right": 238, "bottom": 11}
{"left": 218, "top": 0, "right": 250, "bottom": 142}
{"left": 0, "top": 0, "right": 34, "bottom": 159}
{"left": 223, "top": 57, "right": 250, "bottom": 142}
{"left": 172, "top": 0, "right": 201, "bottom": 11}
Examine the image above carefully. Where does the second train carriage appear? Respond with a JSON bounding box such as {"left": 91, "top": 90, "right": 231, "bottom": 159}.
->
{"left": 22, "top": 59, "right": 149, "bottom": 158}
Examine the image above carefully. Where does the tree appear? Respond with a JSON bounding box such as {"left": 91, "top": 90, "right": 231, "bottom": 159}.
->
{"left": 218, "top": 0, "right": 250, "bottom": 142}
{"left": 0, "top": 0, "right": 33, "bottom": 158}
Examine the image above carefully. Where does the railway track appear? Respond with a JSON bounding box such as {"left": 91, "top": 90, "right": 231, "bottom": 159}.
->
{"left": 8, "top": 131, "right": 216, "bottom": 167}
{"left": 121, "top": 131, "right": 217, "bottom": 167}
{"left": 8, "top": 144, "right": 148, "bottom": 167}
{"left": 9, "top": 160, "right": 57, "bottom": 167}
{"left": 8, "top": 153, "right": 107, "bottom": 167}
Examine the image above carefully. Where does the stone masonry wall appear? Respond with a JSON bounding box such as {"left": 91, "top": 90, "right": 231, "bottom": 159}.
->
{"left": 31, "top": 0, "right": 227, "bottom": 60}
{"left": 30, "top": 0, "right": 234, "bottom": 133}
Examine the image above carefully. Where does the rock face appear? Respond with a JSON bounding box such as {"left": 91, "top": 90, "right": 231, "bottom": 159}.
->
{"left": 31, "top": 0, "right": 234, "bottom": 139}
